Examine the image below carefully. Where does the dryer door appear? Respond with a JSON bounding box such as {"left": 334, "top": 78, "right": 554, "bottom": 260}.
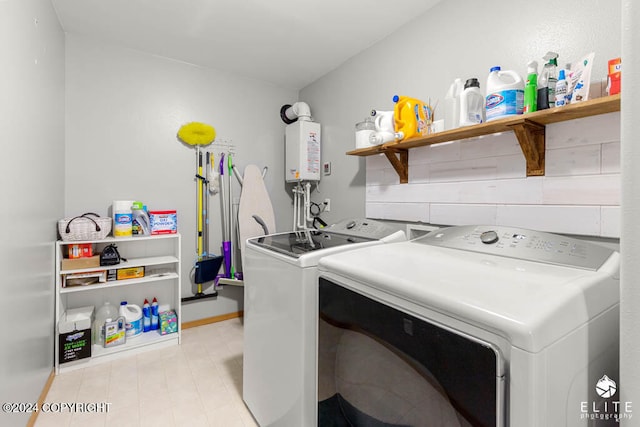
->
{"left": 318, "top": 277, "right": 504, "bottom": 427}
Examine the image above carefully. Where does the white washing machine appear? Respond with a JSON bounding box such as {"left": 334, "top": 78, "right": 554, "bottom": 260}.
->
{"left": 317, "top": 225, "right": 620, "bottom": 427}
{"left": 242, "top": 219, "right": 406, "bottom": 427}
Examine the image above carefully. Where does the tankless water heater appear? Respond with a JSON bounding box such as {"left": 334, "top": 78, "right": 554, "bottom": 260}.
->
{"left": 281, "top": 102, "right": 321, "bottom": 183}
{"left": 285, "top": 120, "right": 321, "bottom": 182}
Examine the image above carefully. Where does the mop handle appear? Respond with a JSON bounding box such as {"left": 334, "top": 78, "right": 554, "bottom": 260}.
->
{"left": 219, "top": 152, "right": 228, "bottom": 241}
{"left": 227, "top": 153, "right": 234, "bottom": 278}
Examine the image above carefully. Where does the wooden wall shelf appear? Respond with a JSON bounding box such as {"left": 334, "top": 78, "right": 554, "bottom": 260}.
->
{"left": 346, "top": 94, "right": 621, "bottom": 183}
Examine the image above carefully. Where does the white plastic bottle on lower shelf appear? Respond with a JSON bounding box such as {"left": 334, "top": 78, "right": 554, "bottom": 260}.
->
{"left": 120, "top": 301, "right": 143, "bottom": 338}
{"left": 93, "top": 301, "right": 118, "bottom": 347}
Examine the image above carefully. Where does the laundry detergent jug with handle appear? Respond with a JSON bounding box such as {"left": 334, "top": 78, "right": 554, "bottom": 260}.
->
{"left": 393, "top": 95, "right": 431, "bottom": 141}
{"left": 369, "top": 110, "right": 396, "bottom": 145}
{"left": 485, "top": 66, "right": 524, "bottom": 121}
{"left": 119, "top": 301, "right": 143, "bottom": 338}
{"left": 93, "top": 301, "right": 118, "bottom": 347}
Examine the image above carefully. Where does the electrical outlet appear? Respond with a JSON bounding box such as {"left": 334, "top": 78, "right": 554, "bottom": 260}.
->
{"left": 324, "top": 198, "right": 331, "bottom": 212}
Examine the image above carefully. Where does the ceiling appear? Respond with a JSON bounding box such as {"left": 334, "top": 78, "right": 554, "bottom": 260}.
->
{"left": 51, "top": 0, "right": 442, "bottom": 90}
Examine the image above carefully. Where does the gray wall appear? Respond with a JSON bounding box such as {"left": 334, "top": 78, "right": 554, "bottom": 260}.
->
{"left": 0, "top": 0, "right": 65, "bottom": 426}
{"left": 64, "top": 34, "right": 298, "bottom": 322}
{"left": 300, "top": 0, "right": 622, "bottom": 225}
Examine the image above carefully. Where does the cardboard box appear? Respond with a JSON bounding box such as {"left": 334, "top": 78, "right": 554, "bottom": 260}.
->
{"left": 117, "top": 266, "right": 145, "bottom": 280}
{"left": 149, "top": 210, "right": 177, "bottom": 235}
{"left": 61, "top": 255, "right": 100, "bottom": 271}
{"left": 159, "top": 310, "right": 178, "bottom": 335}
{"left": 62, "top": 270, "right": 106, "bottom": 287}
{"left": 67, "top": 244, "right": 93, "bottom": 259}
{"left": 58, "top": 306, "right": 94, "bottom": 364}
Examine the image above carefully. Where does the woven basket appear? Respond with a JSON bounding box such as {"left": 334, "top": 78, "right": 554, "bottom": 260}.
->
{"left": 58, "top": 213, "right": 112, "bottom": 241}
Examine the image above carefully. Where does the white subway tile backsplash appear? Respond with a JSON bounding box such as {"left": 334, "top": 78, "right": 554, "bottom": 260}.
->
{"left": 496, "top": 205, "right": 601, "bottom": 235}
{"left": 601, "top": 142, "right": 621, "bottom": 174}
{"left": 366, "top": 202, "right": 385, "bottom": 219}
{"left": 497, "top": 154, "right": 527, "bottom": 179}
{"left": 366, "top": 153, "right": 391, "bottom": 170}
{"left": 460, "top": 132, "right": 522, "bottom": 159}
{"left": 367, "top": 178, "right": 544, "bottom": 205}
{"left": 546, "top": 112, "right": 621, "bottom": 149}
{"left": 366, "top": 183, "right": 421, "bottom": 203}
{"left": 364, "top": 114, "right": 620, "bottom": 237}
{"left": 488, "top": 178, "right": 544, "bottom": 204}
{"left": 601, "top": 206, "right": 621, "bottom": 237}
{"left": 545, "top": 145, "right": 601, "bottom": 177}
{"left": 385, "top": 203, "right": 429, "bottom": 222}
{"left": 408, "top": 162, "right": 430, "bottom": 183}
{"left": 428, "top": 157, "right": 498, "bottom": 183}
{"left": 542, "top": 174, "right": 620, "bottom": 205}
{"left": 412, "top": 140, "right": 461, "bottom": 165}
{"left": 366, "top": 168, "right": 385, "bottom": 186}
{"left": 408, "top": 145, "right": 435, "bottom": 165}
{"left": 430, "top": 204, "right": 497, "bottom": 226}
{"left": 366, "top": 202, "right": 429, "bottom": 222}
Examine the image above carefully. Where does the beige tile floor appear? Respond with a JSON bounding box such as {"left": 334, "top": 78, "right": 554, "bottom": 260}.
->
{"left": 35, "top": 317, "right": 258, "bottom": 427}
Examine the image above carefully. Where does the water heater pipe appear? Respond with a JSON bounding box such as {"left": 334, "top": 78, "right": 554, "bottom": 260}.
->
{"left": 280, "top": 102, "right": 312, "bottom": 124}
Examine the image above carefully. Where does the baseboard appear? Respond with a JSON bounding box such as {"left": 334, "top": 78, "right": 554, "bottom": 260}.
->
{"left": 26, "top": 368, "right": 55, "bottom": 427}
{"left": 182, "top": 311, "right": 243, "bottom": 329}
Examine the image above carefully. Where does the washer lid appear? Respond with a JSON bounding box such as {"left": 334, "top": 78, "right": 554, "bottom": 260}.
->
{"left": 318, "top": 228, "right": 619, "bottom": 353}
{"left": 248, "top": 230, "right": 375, "bottom": 259}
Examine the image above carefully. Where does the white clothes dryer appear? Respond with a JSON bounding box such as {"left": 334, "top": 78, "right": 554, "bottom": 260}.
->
{"left": 317, "top": 225, "right": 620, "bottom": 427}
{"left": 242, "top": 219, "right": 406, "bottom": 427}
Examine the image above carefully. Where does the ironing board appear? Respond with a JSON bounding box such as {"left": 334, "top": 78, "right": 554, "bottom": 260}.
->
{"left": 238, "top": 164, "right": 276, "bottom": 256}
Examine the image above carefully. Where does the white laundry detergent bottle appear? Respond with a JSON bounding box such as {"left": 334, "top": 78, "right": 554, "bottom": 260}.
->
{"left": 485, "top": 66, "right": 524, "bottom": 121}
{"left": 369, "top": 110, "right": 396, "bottom": 145}
{"left": 459, "top": 78, "right": 485, "bottom": 126}
{"left": 119, "top": 301, "right": 143, "bottom": 338}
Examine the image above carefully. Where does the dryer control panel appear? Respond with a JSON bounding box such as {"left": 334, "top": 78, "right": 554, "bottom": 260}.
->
{"left": 417, "top": 225, "right": 615, "bottom": 271}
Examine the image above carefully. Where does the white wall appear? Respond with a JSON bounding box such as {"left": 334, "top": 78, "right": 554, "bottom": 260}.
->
{"left": 300, "top": 0, "right": 622, "bottom": 234}
{"left": 0, "top": 0, "right": 65, "bottom": 426}
{"left": 620, "top": 0, "right": 640, "bottom": 419}
{"left": 64, "top": 34, "right": 298, "bottom": 321}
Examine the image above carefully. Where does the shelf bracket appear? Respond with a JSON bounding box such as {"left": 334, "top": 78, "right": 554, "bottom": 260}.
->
{"left": 509, "top": 120, "right": 546, "bottom": 176}
{"left": 383, "top": 148, "right": 409, "bottom": 184}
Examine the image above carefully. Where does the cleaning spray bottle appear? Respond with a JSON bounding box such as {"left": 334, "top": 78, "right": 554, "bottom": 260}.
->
{"left": 142, "top": 299, "right": 151, "bottom": 332}
{"left": 524, "top": 60, "right": 538, "bottom": 114}
{"left": 555, "top": 68, "right": 569, "bottom": 107}
{"left": 537, "top": 52, "right": 558, "bottom": 110}
{"left": 151, "top": 297, "right": 159, "bottom": 330}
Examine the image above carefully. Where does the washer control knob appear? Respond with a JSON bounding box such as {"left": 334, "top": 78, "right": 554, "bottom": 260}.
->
{"left": 480, "top": 230, "right": 499, "bottom": 244}
{"left": 346, "top": 221, "right": 356, "bottom": 229}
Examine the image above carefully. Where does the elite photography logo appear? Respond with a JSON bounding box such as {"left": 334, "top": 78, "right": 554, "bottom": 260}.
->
{"left": 580, "top": 374, "right": 632, "bottom": 422}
